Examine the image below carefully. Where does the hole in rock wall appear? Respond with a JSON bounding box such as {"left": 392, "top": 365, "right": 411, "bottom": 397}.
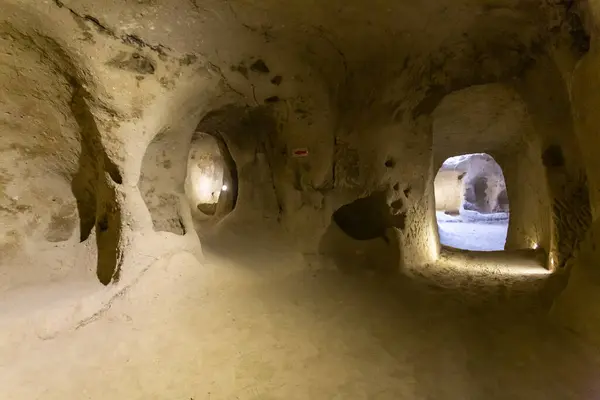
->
{"left": 185, "top": 132, "right": 237, "bottom": 228}
{"left": 319, "top": 191, "right": 403, "bottom": 273}
{"left": 333, "top": 192, "right": 393, "bottom": 240}
{"left": 434, "top": 153, "right": 509, "bottom": 251}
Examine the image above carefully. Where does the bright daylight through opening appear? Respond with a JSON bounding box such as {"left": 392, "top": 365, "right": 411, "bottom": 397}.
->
{"left": 434, "top": 153, "right": 509, "bottom": 251}
{"left": 185, "top": 133, "right": 232, "bottom": 218}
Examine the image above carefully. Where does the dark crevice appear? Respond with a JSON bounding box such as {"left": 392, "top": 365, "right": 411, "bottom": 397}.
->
{"left": 107, "top": 52, "right": 156, "bottom": 75}
{"left": 178, "top": 217, "right": 186, "bottom": 235}
{"left": 264, "top": 96, "right": 281, "bottom": 104}
{"left": 560, "top": 0, "right": 591, "bottom": 55}
{"left": 97, "top": 214, "right": 109, "bottom": 232}
{"left": 104, "top": 154, "right": 123, "bottom": 184}
{"left": 391, "top": 199, "right": 404, "bottom": 210}
{"left": 83, "top": 15, "right": 111, "bottom": 35}
{"left": 543, "top": 145, "right": 565, "bottom": 168}
{"left": 208, "top": 62, "right": 246, "bottom": 99}
{"left": 69, "top": 85, "right": 124, "bottom": 286}
{"left": 70, "top": 87, "right": 99, "bottom": 242}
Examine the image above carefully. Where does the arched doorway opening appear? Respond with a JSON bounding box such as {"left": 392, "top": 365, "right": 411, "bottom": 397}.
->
{"left": 434, "top": 153, "right": 509, "bottom": 251}
{"left": 185, "top": 132, "right": 237, "bottom": 230}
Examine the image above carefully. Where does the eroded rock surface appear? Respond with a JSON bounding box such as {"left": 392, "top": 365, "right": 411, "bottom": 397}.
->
{"left": 1, "top": 0, "right": 600, "bottom": 397}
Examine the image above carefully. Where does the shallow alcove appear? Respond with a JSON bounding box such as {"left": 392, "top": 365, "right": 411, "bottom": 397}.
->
{"left": 0, "top": 28, "right": 100, "bottom": 293}
{"left": 185, "top": 132, "right": 237, "bottom": 231}
{"left": 434, "top": 153, "right": 509, "bottom": 251}
{"left": 318, "top": 191, "right": 403, "bottom": 273}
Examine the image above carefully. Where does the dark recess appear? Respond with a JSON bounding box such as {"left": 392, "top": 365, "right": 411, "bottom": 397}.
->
{"left": 250, "top": 59, "right": 270, "bottom": 74}
{"left": 542, "top": 145, "right": 565, "bottom": 168}
{"left": 271, "top": 75, "right": 283, "bottom": 85}
{"left": 264, "top": 96, "right": 280, "bottom": 104}
{"left": 333, "top": 191, "right": 400, "bottom": 240}
{"left": 97, "top": 214, "right": 109, "bottom": 232}
{"left": 106, "top": 51, "right": 155, "bottom": 75}
{"left": 563, "top": 0, "right": 591, "bottom": 55}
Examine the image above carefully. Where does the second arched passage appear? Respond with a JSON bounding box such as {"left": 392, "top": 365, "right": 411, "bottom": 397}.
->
{"left": 185, "top": 132, "right": 237, "bottom": 226}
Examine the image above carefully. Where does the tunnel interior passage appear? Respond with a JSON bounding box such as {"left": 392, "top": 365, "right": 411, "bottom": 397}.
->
{"left": 185, "top": 132, "right": 237, "bottom": 227}
{"left": 434, "top": 153, "right": 509, "bottom": 251}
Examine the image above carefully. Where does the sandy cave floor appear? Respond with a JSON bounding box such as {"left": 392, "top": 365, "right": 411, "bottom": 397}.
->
{"left": 1, "top": 224, "right": 599, "bottom": 400}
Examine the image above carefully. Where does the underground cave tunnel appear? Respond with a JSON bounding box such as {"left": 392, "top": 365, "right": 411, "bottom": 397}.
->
{"left": 434, "top": 153, "right": 509, "bottom": 251}
{"left": 2, "top": 0, "right": 600, "bottom": 398}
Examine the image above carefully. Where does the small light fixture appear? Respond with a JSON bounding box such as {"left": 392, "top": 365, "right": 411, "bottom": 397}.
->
{"left": 532, "top": 242, "right": 539, "bottom": 250}
{"left": 221, "top": 184, "right": 228, "bottom": 192}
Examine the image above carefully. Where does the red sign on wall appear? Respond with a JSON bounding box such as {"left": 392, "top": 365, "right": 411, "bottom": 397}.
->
{"left": 292, "top": 148, "right": 309, "bottom": 157}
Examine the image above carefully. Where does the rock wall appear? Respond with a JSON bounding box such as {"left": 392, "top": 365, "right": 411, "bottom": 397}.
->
{"left": 497, "top": 137, "right": 551, "bottom": 252}
{"left": 515, "top": 57, "right": 592, "bottom": 271}
{"left": 550, "top": 2, "right": 600, "bottom": 345}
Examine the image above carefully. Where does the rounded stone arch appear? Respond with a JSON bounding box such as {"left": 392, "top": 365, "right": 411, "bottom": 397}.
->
{"left": 185, "top": 131, "right": 238, "bottom": 225}
{"left": 193, "top": 104, "right": 282, "bottom": 225}
{"left": 138, "top": 103, "right": 282, "bottom": 245}
{"left": 432, "top": 83, "right": 552, "bottom": 254}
